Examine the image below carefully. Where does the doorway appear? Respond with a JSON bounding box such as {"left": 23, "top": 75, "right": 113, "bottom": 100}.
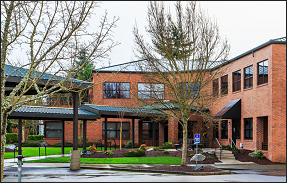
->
{"left": 232, "top": 119, "right": 241, "bottom": 147}
{"left": 262, "top": 117, "right": 268, "bottom": 150}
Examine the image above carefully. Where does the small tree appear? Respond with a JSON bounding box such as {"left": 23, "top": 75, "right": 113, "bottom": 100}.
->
{"left": 133, "top": 1, "right": 229, "bottom": 166}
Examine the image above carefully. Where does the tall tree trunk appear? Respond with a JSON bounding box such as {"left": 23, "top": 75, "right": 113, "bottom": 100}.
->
{"left": 22, "top": 125, "right": 25, "bottom": 142}
{"left": 181, "top": 122, "right": 188, "bottom": 166}
{"left": 1, "top": 112, "right": 8, "bottom": 182}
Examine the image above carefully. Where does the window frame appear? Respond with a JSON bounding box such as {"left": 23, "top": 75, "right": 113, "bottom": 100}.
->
{"left": 138, "top": 83, "right": 165, "bottom": 99}
{"left": 221, "top": 75, "right": 228, "bottom": 95}
{"left": 244, "top": 65, "right": 253, "bottom": 89}
{"left": 45, "top": 121, "right": 63, "bottom": 138}
{"left": 142, "top": 122, "right": 159, "bottom": 139}
{"left": 232, "top": 69, "right": 241, "bottom": 92}
{"left": 213, "top": 79, "right": 219, "bottom": 97}
{"left": 102, "top": 122, "right": 130, "bottom": 139}
{"left": 179, "top": 82, "right": 200, "bottom": 99}
{"left": 221, "top": 120, "right": 228, "bottom": 139}
{"left": 103, "top": 82, "right": 130, "bottom": 99}
{"left": 244, "top": 118, "right": 253, "bottom": 140}
{"left": 257, "top": 60, "right": 268, "bottom": 85}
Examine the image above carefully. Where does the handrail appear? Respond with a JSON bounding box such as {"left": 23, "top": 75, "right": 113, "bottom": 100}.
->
{"left": 229, "top": 138, "right": 237, "bottom": 149}
{"left": 214, "top": 138, "right": 222, "bottom": 160}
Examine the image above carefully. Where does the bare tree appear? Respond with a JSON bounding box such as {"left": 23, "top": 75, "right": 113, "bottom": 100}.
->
{"left": 1, "top": 1, "right": 119, "bottom": 180}
{"left": 133, "top": 1, "right": 229, "bottom": 166}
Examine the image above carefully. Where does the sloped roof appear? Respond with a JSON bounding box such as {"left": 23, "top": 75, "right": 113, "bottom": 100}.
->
{"left": 140, "top": 100, "right": 209, "bottom": 111}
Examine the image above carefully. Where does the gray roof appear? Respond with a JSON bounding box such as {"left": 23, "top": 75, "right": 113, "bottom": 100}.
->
{"left": 93, "top": 37, "right": 286, "bottom": 73}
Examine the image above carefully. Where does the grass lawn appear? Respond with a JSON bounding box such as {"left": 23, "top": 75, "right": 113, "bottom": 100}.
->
{"left": 4, "top": 146, "right": 114, "bottom": 159}
{"left": 23, "top": 156, "right": 182, "bottom": 165}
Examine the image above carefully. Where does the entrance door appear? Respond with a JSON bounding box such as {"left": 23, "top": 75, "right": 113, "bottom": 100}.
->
{"left": 232, "top": 119, "right": 241, "bottom": 147}
{"left": 262, "top": 117, "right": 268, "bottom": 150}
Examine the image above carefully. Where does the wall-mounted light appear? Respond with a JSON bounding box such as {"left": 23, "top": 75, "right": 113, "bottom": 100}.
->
{"left": 228, "top": 121, "right": 230, "bottom": 125}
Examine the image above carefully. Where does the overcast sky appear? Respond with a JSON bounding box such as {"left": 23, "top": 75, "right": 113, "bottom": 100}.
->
{"left": 93, "top": 1, "right": 286, "bottom": 68}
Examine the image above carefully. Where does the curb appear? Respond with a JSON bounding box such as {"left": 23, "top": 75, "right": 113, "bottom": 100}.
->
{"left": 80, "top": 166, "right": 232, "bottom": 175}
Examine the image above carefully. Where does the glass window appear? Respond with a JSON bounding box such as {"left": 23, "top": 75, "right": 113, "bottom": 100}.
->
{"left": 45, "top": 121, "right": 62, "bottom": 138}
{"left": 138, "top": 83, "right": 164, "bottom": 99}
{"left": 103, "top": 82, "right": 130, "bottom": 99}
{"left": 244, "top": 65, "right": 253, "bottom": 89}
{"left": 179, "top": 82, "right": 200, "bottom": 99}
{"left": 213, "top": 79, "right": 219, "bottom": 97}
{"left": 232, "top": 70, "right": 241, "bottom": 92}
{"left": 221, "top": 75, "right": 228, "bottom": 95}
{"left": 244, "top": 118, "right": 253, "bottom": 140}
{"left": 142, "top": 122, "right": 159, "bottom": 139}
{"left": 258, "top": 60, "right": 268, "bottom": 85}
{"left": 102, "top": 122, "right": 130, "bottom": 139}
{"left": 221, "top": 120, "right": 228, "bottom": 139}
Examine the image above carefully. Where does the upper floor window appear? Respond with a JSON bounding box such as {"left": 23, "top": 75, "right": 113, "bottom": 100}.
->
{"left": 213, "top": 79, "right": 219, "bottom": 97}
{"left": 221, "top": 75, "right": 228, "bottom": 95}
{"left": 103, "top": 82, "right": 130, "bottom": 99}
{"left": 244, "top": 65, "right": 253, "bottom": 89}
{"left": 232, "top": 70, "right": 241, "bottom": 92}
{"left": 138, "top": 83, "right": 164, "bottom": 99}
{"left": 179, "top": 82, "right": 200, "bottom": 99}
{"left": 258, "top": 60, "right": 268, "bottom": 85}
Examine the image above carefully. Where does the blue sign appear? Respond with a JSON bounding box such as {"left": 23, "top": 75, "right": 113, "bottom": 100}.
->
{"left": 194, "top": 134, "right": 200, "bottom": 144}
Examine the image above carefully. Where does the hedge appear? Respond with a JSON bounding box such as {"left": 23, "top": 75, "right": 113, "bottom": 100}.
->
{"left": 28, "top": 135, "right": 44, "bottom": 141}
{"left": 6, "top": 133, "right": 18, "bottom": 144}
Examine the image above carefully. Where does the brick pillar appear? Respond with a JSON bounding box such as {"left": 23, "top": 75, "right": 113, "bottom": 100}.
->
{"left": 168, "top": 117, "right": 178, "bottom": 146}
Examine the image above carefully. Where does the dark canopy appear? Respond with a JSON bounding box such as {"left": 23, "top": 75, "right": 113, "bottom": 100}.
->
{"left": 213, "top": 99, "right": 241, "bottom": 119}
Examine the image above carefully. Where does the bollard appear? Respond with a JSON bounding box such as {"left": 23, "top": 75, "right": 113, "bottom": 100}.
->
{"left": 16, "top": 155, "right": 25, "bottom": 182}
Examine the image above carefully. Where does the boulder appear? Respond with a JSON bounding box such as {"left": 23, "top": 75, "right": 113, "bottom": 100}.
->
{"left": 248, "top": 152, "right": 255, "bottom": 158}
{"left": 190, "top": 154, "right": 206, "bottom": 161}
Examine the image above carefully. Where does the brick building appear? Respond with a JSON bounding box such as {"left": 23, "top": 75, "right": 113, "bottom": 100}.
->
{"left": 43, "top": 37, "right": 286, "bottom": 163}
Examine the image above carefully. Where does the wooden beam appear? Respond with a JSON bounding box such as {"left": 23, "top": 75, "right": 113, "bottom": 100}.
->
{"left": 73, "top": 92, "right": 79, "bottom": 150}
{"left": 18, "top": 119, "right": 22, "bottom": 155}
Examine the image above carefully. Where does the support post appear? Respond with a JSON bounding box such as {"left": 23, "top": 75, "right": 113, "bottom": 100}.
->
{"left": 152, "top": 121, "right": 155, "bottom": 146}
{"left": 104, "top": 117, "right": 107, "bottom": 151}
{"left": 18, "top": 119, "right": 22, "bottom": 155}
{"left": 83, "top": 120, "right": 87, "bottom": 153}
{"left": 62, "top": 120, "right": 65, "bottom": 155}
{"left": 72, "top": 92, "right": 79, "bottom": 150}
{"left": 132, "top": 118, "right": 135, "bottom": 148}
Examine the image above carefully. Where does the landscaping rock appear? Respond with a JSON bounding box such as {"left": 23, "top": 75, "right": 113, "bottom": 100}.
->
{"left": 190, "top": 154, "right": 206, "bottom": 161}
{"left": 146, "top": 148, "right": 154, "bottom": 151}
{"left": 248, "top": 152, "right": 255, "bottom": 158}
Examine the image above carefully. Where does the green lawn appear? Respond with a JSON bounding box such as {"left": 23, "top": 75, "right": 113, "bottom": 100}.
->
{"left": 23, "top": 156, "right": 182, "bottom": 165}
{"left": 4, "top": 147, "right": 114, "bottom": 159}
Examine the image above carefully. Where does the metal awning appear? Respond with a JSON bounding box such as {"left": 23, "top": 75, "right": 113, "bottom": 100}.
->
{"left": 213, "top": 99, "right": 241, "bottom": 119}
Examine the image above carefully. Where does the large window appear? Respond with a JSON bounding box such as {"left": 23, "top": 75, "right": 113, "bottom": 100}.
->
{"left": 221, "top": 75, "right": 228, "bottom": 95}
{"left": 244, "top": 118, "right": 253, "bottom": 140}
{"left": 142, "top": 122, "right": 159, "bottom": 139}
{"left": 258, "top": 60, "right": 268, "bottom": 85}
{"left": 45, "top": 121, "right": 62, "bottom": 138}
{"left": 179, "top": 82, "right": 200, "bottom": 99}
{"left": 213, "top": 79, "right": 219, "bottom": 97}
{"left": 138, "top": 83, "right": 164, "bottom": 99}
{"left": 232, "top": 70, "right": 241, "bottom": 92}
{"left": 244, "top": 65, "right": 253, "bottom": 89}
{"left": 103, "top": 82, "right": 130, "bottom": 99}
{"left": 221, "top": 120, "right": 228, "bottom": 139}
{"left": 102, "top": 122, "right": 130, "bottom": 138}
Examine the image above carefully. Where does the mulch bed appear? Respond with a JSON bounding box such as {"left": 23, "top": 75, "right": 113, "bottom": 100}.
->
{"left": 231, "top": 149, "right": 285, "bottom": 165}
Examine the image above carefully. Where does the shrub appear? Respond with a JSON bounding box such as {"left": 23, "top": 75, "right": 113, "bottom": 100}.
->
{"left": 104, "top": 151, "right": 114, "bottom": 155}
{"left": 221, "top": 145, "right": 231, "bottom": 150}
{"left": 27, "top": 135, "right": 44, "bottom": 141}
{"left": 88, "top": 144, "right": 97, "bottom": 153}
{"left": 254, "top": 150, "right": 265, "bottom": 159}
{"left": 153, "top": 146, "right": 163, "bottom": 151}
{"left": 124, "top": 140, "right": 138, "bottom": 148}
{"left": 21, "top": 140, "right": 43, "bottom": 147}
{"left": 207, "top": 156, "right": 213, "bottom": 159}
{"left": 124, "top": 149, "right": 145, "bottom": 157}
{"left": 188, "top": 154, "right": 195, "bottom": 157}
{"left": 163, "top": 142, "right": 173, "bottom": 149}
{"left": 200, "top": 152, "right": 207, "bottom": 155}
{"left": 163, "top": 150, "right": 170, "bottom": 154}
{"left": 54, "top": 142, "right": 73, "bottom": 147}
{"left": 6, "top": 133, "right": 18, "bottom": 144}
{"left": 139, "top": 144, "right": 147, "bottom": 151}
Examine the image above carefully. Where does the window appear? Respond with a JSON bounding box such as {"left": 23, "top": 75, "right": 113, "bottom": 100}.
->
{"left": 213, "top": 79, "right": 219, "bottom": 97}
{"left": 258, "top": 60, "right": 268, "bottom": 85}
{"left": 232, "top": 70, "right": 241, "bottom": 92}
{"left": 244, "top": 65, "right": 253, "bottom": 89}
{"left": 138, "top": 83, "right": 164, "bottom": 99}
{"left": 102, "top": 122, "right": 130, "bottom": 138}
{"left": 103, "top": 82, "right": 130, "bottom": 99}
{"left": 45, "top": 121, "right": 62, "bottom": 138}
{"left": 244, "top": 118, "right": 253, "bottom": 140}
{"left": 221, "top": 75, "right": 228, "bottom": 95}
{"left": 221, "top": 120, "right": 228, "bottom": 139}
{"left": 142, "top": 122, "right": 159, "bottom": 139}
{"left": 179, "top": 82, "right": 200, "bottom": 99}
